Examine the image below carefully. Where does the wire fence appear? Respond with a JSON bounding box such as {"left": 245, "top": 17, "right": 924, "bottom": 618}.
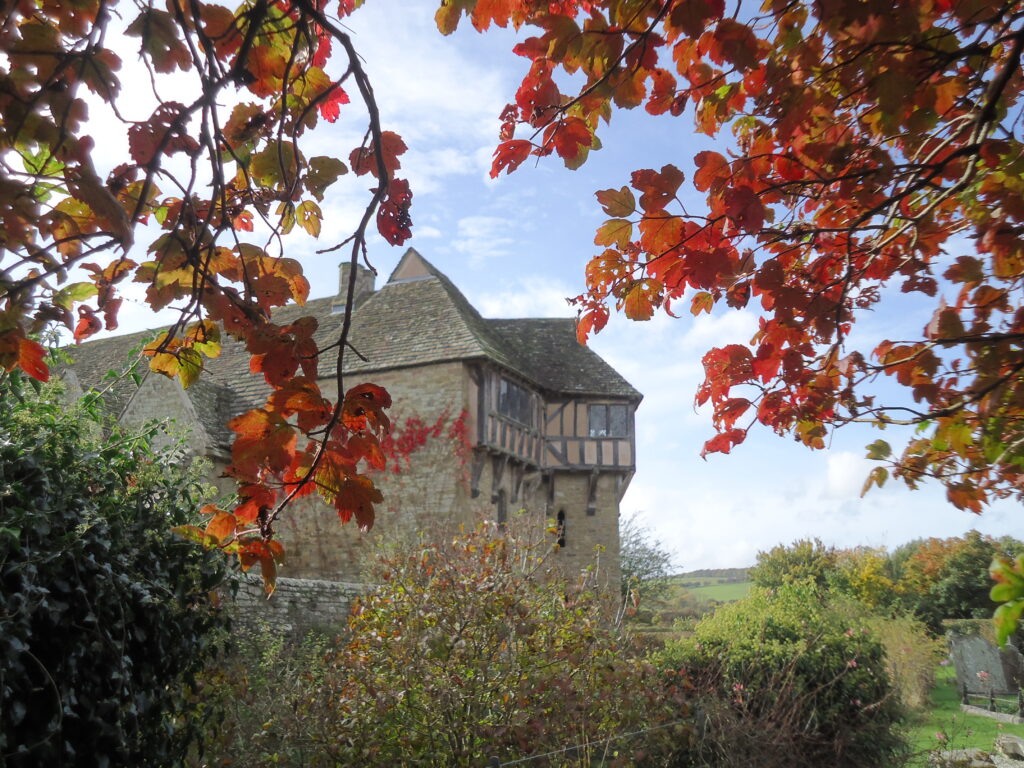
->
{"left": 485, "top": 719, "right": 688, "bottom": 767}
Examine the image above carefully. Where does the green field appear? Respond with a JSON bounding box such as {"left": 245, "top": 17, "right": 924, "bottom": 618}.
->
{"left": 904, "top": 664, "right": 1024, "bottom": 762}
{"left": 683, "top": 580, "right": 752, "bottom": 602}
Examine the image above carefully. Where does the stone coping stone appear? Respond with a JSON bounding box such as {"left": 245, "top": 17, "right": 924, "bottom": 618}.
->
{"left": 960, "top": 704, "right": 1024, "bottom": 725}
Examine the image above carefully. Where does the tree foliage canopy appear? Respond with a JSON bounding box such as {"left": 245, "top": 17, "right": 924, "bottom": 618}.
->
{"left": 439, "top": 0, "right": 1024, "bottom": 514}
{"left": 0, "top": 0, "right": 403, "bottom": 588}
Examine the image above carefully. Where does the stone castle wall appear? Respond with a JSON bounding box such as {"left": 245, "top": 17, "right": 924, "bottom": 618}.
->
{"left": 232, "top": 574, "right": 366, "bottom": 635}
{"left": 269, "top": 361, "right": 474, "bottom": 581}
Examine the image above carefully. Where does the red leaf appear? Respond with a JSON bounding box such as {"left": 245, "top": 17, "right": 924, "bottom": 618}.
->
{"left": 708, "top": 19, "right": 759, "bottom": 72}
{"left": 491, "top": 140, "right": 533, "bottom": 178}
{"left": 550, "top": 117, "right": 592, "bottom": 167}
{"left": 723, "top": 185, "right": 765, "bottom": 233}
{"left": 74, "top": 306, "right": 102, "bottom": 343}
{"left": 343, "top": 382, "right": 393, "bottom": 435}
{"left": 693, "top": 151, "right": 728, "bottom": 193}
{"left": 376, "top": 177, "right": 413, "bottom": 246}
{"left": 333, "top": 473, "right": 383, "bottom": 530}
{"left": 350, "top": 131, "right": 407, "bottom": 179}
{"left": 128, "top": 102, "right": 199, "bottom": 166}
{"left": 101, "top": 296, "right": 122, "bottom": 331}
{"left": 576, "top": 305, "right": 609, "bottom": 343}
{"left": 18, "top": 338, "right": 49, "bottom": 382}
{"left": 318, "top": 85, "right": 350, "bottom": 123}
{"left": 631, "top": 164, "right": 685, "bottom": 212}
{"left": 228, "top": 409, "right": 298, "bottom": 479}
{"left": 700, "top": 428, "right": 746, "bottom": 457}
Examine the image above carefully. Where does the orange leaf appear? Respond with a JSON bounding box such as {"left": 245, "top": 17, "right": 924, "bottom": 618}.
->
{"left": 693, "top": 151, "right": 728, "bottom": 193}
{"left": 594, "top": 219, "right": 633, "bottom": 249}
{"left": 691, "top": 291, "right": 714, "bottom": 315}
{"left": 205, "top": 511, "right": 237, "bottom": 544}
{"left": 595, "top": 186, "right": 636, "bottom": 217}
{"left": 17, "top": 338, "right": 49, "bottom": 382}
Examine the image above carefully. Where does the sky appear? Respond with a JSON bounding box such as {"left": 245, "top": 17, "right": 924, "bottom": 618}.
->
{"left": 78, "top": 0, "right": 1019, "bottom": 570}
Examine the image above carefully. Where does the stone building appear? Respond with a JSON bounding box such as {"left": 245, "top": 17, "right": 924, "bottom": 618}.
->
{"left": 64, "top": 248, "right": 641, "bottom": 589}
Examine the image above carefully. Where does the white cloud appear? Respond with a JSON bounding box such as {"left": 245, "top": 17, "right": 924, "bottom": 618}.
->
{"left": 825, "top": 451, "right": 871, "bottom": 499}
{"left": 473, "top": 276, "right": 576, "bottom": 318}
{"left": 452, "top": 215, "right": 519, "bottom": 265}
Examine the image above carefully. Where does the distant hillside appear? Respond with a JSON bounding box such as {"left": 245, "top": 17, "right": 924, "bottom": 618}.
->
{"left": 671, "top": 567, "right": 750, "bottom": 583}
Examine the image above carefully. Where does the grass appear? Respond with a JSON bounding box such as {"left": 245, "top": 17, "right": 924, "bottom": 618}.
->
{"left": 903, "top": 664, "right": 1024, "bottom": 761}
{"left": 685, "top": 581, "right": 752, "bottom": 602}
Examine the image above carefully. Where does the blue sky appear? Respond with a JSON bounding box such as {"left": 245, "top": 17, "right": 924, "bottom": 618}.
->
{"left": 89, "top": 0, "right": 1019, "bottom": 569}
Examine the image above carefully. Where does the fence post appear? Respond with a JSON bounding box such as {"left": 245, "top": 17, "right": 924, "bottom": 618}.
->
{"left": 962, "top": 683, "right": 969, "bottom": 705}
{"left": 1018, "top": 687, "right": 1023, "bottom": 718}
{"left": 989, "top": 689, "right": 997, "bottom": 712}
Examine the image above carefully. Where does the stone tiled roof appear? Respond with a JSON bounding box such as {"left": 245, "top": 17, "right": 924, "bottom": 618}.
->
{"left": 63, "top": 248, "right": 641, "bottom": 433}
{"left": 487, "top": 318, "right": 640, "bottom": 400}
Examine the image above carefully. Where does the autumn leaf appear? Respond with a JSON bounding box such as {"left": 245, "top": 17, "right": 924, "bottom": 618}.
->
{"left": 126, "top": 9, "right": 191, "bottom": 74}
{"left": 228, "top": 408, "right": 298, "bottom": 479}
{"left": 297, "top": 200, "right": 323, "bottom": 237}
{"left": 491, "top": 140, "right": 533, "bottom": 178}
{"left": 305, "top": 156, "right": 348, "bottom": 201}
{"left": 377, "top": 177, "right": 413, "bottom": 245}
{"left": 318, "top": 84, "right": 351, "bottom": 123}
{"left": 74, "top": 306, "right": 102, "bottom": 343}
{"left": 594, "top": 219, "right": 632, "bottom": 249}
{"left": 596, "top": 186, "right": 636, "bottom": 217}
{"left": 723, "top": 185, "right": 765, "bottom": 233}
{"left": 693, "top": 151, "right": 728, "bottom": 193}
{"left": 690, "top": 291, "right": 714, "bottom": 315}
{"left": 622, "top": 280, "right": 658, "bottom": 321}
{"left": 631, "top": 165, "right": 684, "bottom": 212}
{"left": 350, "top": 131, "right": 407, "bottom": 178}
{"left": 343, "top": 382, "right": 393, "bottom": 435}
{"left": 17, "top": 338, "right": 50, "bottom": 382}
{"left": 332, "top": 473, "right": 383, "bottom": 530}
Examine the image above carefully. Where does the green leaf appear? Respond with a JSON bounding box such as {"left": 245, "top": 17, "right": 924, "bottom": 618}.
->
{"left": 177, "top": 348, "right": 203, "bottom": 389}
{"left": 994, "top": 600, "right": 1024, "bottom": 647}
{"left": 54, "top": 282, "right": 98, "bottom": 309}
{"left": 304, "top": 156, "right": 348, "bottom": 201}
{"left": 865, "top": 439, "right": 891, "bottom": 460}
{"left": 860, "top": 466, "right": 888, "bottom": 497}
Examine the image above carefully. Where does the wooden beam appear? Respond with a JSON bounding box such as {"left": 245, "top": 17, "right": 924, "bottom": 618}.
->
{"left": 469, "top": 451, "right": 486, "bottom": 499}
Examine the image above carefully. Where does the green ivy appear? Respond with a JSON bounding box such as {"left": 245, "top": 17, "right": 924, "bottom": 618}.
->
{"left": 0, "top": 373, "right": 233, "bottom": 766}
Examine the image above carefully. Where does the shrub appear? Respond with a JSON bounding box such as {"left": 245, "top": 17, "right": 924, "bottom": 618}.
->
{"left": 663, "top": 582, "right": 907, "bottom": 768}
{"left": 203, "top": 524, "right": 690, "bottom": 767}
{"left": 866, "top": 613, "right": 945, "bottom": 711}
{"left": 0, "top": 376, "right": 232, "bottom": 766}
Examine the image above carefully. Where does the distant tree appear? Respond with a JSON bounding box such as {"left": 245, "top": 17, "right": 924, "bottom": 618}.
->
{"left": 749, "top": 538, "right": 837, "bottom": 591}
{"left": 832, "top": 547, "right": 898, "bottom": 611}
{"left": 619, "top": 511, "right": 677, "bottom": 601}
{"left": 896, "top": 531, "right": 1024, "bottom": 633}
